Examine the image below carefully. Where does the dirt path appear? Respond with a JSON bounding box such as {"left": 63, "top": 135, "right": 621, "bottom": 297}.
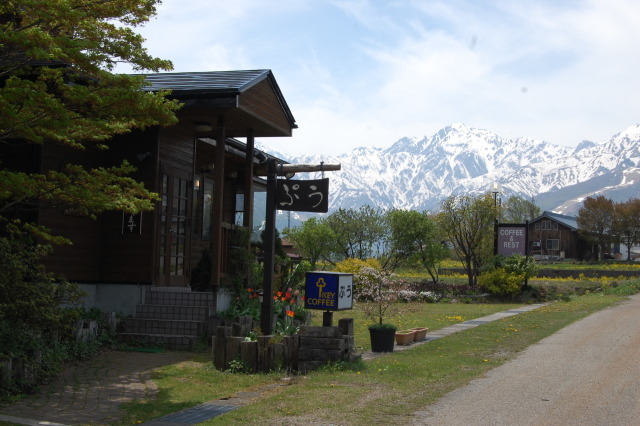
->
{"left": 412, "top": 293, "right": 640, "bottom": 425}
{"left": 0, "top": 350, "right": 193, "bottom": 425}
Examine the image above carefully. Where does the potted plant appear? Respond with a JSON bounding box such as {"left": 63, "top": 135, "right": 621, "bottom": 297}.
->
{"left": 355, "top": 266, "right": 406, "bottom": 352}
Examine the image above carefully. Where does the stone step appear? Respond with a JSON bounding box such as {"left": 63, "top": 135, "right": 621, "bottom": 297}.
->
{"left": 135, "top": 304, "right": 209, "bottom": 321}
{"left": 123, "top": 318, "right": 206, "bottom": 336}
{"left": 118, "top": 333, "right": 196, "bottom": 351}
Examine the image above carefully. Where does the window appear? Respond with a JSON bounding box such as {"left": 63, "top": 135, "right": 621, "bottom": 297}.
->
{"left": 553, "top": 222, "right": 558, "bottom": 230}
{"left": 546, "top": 239, "right": 559, "bottom": 250}
{"left": 535, "top": 222, "right": 540, "bottom": 230}
{"left": 192, "top": 175, "right": 214, "bottom": 239}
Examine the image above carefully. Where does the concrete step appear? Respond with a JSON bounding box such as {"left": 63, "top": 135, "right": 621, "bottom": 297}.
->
{"left": 123, "top": 318, "right": 206, "bottom": 336}
{"left": 135, "top": 304, "right": 209, "bottom": 321}
{"left": 144, "top": 289, "right": 214, "bottom": 307}
{"left": 118, "top": 333, "right": 196, "bottom": 351}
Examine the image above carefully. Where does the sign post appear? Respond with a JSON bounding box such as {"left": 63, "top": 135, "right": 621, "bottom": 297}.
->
{"left": 260, "top": 160, "right": 340, "bottom": 335}
{"left": 304, "top": 272, "right": 354, "bottom": 327}
{"left": 494, "top": 222, "right": 531, "bottom": 288}
{"left": 496, "top": 224, "right": 528, "bottom": 257}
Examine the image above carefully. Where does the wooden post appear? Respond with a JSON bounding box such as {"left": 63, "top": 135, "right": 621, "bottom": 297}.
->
{"left": 261, "top": 159, "right": 276, "bottom": 335}
{"left": 240, "top": 341, "right": 258, "bottom": 373}
{"left": 210, "top": 114, "right": 226, "bottom": 288}
{"left": 259, "top": 161, "right": 341, "bottom": 335}
{"left": 213, "top": 325, "right": 230, "bottom": 370}
{"left": 243, "top": 129, "right": 255, "bottom": 253}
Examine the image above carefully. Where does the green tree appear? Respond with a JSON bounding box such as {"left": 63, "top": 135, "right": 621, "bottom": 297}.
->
{"left": 283, "top": 217, "right": 336, "bottom": 269}
{"left": 325, "top": 206, "right": 384, "bottom": 261}
{"left": 437, "top": 194, "right": 496, "bottom": 287}
{"left": 501, "top": 196, "right": 541, "bottom": 223}
{"left": 577, "top": 195, "right": 615, "bottom": 261}
{"left": 614, "top": 198, "right": 640, "bottom": 260}
{"left": 0, "top": 0, "right": 180, "bottom": 241}
{"left": 383, "top": 209, "right": 448, "bottom": 283}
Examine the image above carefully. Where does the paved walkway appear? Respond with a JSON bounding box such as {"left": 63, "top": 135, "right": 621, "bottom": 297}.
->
{"left": 411, "top": 293, "right": 640, "bottom": 425}
{"left": 0, "top": 303, "right": 548, "bottom": 425}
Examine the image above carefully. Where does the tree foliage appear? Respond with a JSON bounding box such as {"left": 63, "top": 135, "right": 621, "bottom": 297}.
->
{"left": 614, "top": 198, "right": 640, "bottom": 260}
{"left": 383, "top": 209, "right": 448, "bottom": 282}
{"left": 577, "top": 195, "right": 615, "bottom": 261}
{"left": 0, "top": 0, "right": 180, "bottom": 240}
{"left": 437, "top": 194, "right": 496, "bottom": 287}
{"left": 501, "top": 195, "right": 540, "bottom": 223}
{"left": 283, "top": 217, "right": 335, "bottom": 269}
{"left": 324, "top": 206, "right": 384, "bottom": 261}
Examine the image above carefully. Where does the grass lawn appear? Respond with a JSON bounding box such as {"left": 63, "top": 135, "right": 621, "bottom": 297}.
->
{"left": 120, "top": 280, "right": 639, "bottom": 425}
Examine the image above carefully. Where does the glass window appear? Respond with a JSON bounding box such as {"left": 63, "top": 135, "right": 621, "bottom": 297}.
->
{"left": 546, "top": 239, "right": 559, "bottom": 250}
{"left": 191, "top": 176, "right": 202, "bottom": 236}
{"left": 202, "top": 180, "right": 213, "bottom": 238}
{"left": 235, "top": 192, "right": 244, "bottom": 226}
{"left": 252, "top": 187, "right": 267, "bottom": 242}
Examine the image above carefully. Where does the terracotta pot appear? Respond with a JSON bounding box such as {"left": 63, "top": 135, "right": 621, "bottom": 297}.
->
{"left": 395, "top": 330, "right": 416, "bottom": 346}
{"left": 410, "top": 327, "right": 429, "bottom": 342}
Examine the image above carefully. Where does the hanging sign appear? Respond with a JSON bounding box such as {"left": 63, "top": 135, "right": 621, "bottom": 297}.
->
{"left": 304, "top": 272, "right": 353, "bottom": 311}
{"left": 496, "top": 224, "right": 527, "bottom": 256}
{"left": 122, "top": 211, "right": 142, "bottom": 235}
{"left": 276, "top": 178, "right": 329, "bottom": 213}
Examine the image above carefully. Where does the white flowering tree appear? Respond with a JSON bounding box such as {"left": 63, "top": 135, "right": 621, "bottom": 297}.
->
{"left": 354, "top": 266, "right": 407, "bottom": 328}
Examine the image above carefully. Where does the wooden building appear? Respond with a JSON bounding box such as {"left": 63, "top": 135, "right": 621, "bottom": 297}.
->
{"left": 527, "top": 211, "right": 594, "bottom": 260}
{"left": 15, "top": 70, "right": 297, "bottom": 315}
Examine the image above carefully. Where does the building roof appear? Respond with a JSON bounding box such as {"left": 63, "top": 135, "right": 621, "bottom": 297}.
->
{"left": 141, "top": 69, "right": 273, "bottom": 95}
{"left": 531, "top": 211, "right": 578, "bottom": 231}
{"left": 140, "top": 69, "right": 297, "bottom": 138}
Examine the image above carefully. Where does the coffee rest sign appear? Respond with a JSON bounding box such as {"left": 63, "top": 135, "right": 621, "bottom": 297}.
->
{"left": 497, "top": 225, "right": 527, "bottom": 256}
{"left": 304, "top": 272, "right": 353, "bottom": 311}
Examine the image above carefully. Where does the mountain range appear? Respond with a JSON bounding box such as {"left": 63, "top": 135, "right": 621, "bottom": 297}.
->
{"left": 258, "top": 123, "right": 640, "bottom": 227}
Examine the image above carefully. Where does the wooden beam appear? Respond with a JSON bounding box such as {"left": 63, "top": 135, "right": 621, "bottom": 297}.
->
{"left": 255, "top": 163, "right": 341, "bottom": 176}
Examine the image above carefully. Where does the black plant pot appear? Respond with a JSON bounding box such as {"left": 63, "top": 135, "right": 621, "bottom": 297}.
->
{"left": 369, "top": 327, "right": 396, "bottom": 352}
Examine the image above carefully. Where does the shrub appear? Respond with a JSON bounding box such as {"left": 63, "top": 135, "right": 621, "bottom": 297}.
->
{"left": 0, "top": 234, "right": 86, "bottom": 395}
{"left": 478, "top": 268, "right": 525, "bottom": 296}
{"left": 334, "top": 258, "right": 382, "bottom": 274}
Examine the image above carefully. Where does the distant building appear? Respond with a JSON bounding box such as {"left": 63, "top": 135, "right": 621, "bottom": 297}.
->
{"left": 527, "top": 211, "right": 597, "bottom": 260}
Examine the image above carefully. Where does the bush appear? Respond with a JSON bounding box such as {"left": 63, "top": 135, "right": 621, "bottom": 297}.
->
{"left": 0, "top": 234, "right": 86, "bottom": 396}
{"left": 334, "top": 258, "right": 382, "bottom": 274}
{"left": 478, "top": 268, "right": 525, "bottom": 296}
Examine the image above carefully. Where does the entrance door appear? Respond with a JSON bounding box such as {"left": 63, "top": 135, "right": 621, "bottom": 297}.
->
{"left": 158, "top": 170, "right": 191, "bottom": 286}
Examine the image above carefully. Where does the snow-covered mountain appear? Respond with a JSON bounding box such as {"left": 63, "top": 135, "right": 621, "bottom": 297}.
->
{"left": 258, "top": 123, "right": 640, "bottom": 226}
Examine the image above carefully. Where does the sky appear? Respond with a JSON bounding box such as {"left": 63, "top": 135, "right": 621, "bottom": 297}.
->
{"left": 127, "top": 0, "right": 640, "bottom": 156}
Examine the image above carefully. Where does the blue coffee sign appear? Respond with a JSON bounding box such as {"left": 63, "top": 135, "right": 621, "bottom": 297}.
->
{"left": 305, "top": 272, "right": 353, "bottom": 311}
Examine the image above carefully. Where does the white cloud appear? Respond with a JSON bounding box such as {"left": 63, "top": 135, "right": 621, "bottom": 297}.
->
{"left": 129, "top": 0, "right": 640, "bottom": 155}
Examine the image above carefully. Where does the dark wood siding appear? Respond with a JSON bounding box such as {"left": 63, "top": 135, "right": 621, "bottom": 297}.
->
{"left": 529, "top": 221, "right": 579, "bottom": 259}
{"left": 39, "top": 142, "right": 101, "bottom": 280}
{"left": 97, "top": 129, "right": 159, "bottom": 283}
{"left": 240, "top": 79, "right": 292, "bottom": 135}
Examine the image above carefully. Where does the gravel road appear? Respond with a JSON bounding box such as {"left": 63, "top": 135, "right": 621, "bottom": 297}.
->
{"left": 412, "top": 293, "right": 640, "bottom": 426}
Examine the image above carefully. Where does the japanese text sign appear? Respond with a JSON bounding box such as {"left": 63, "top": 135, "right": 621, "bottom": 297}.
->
{"left": 122, "top": 211, "right": 142, "bottom": 235}
{"left": 305, "top": 272, "right": 353, "bottom": 311}
{"left": 276, "top": 178, "right": 329, "bottom": 213}
{"left": 496, "top": 224, "right": 527, "bottom": 256}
